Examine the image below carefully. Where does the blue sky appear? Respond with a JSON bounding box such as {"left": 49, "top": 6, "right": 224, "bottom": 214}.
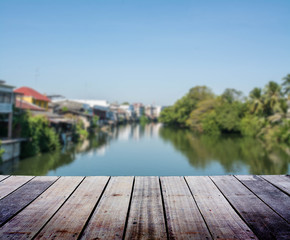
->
{"left": 1, "top": 0, "right": 289, "bottom": 105}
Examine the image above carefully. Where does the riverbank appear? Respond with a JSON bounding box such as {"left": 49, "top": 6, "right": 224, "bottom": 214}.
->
{"left": 1, "top": 123, "right": 289, "bottom": 176}
{"left": 159, "top": 78, "right": 290, "bottom": 146}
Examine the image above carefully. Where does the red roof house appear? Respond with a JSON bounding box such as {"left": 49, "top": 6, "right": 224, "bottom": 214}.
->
{"left": 14, "top": 87, "right": 50, "bottom": 110}
{"left": 15, "top": 99, "right": 45, "bottom": 111}
{"left": 14, "top": 87, "right": 51, "bottom": 102}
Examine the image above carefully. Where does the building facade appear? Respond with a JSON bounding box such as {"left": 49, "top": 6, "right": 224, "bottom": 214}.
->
{"left": 14, "top": 87, "right": 51, "bottom": 110}
{"left": 0, "top": 81, "right": 15, "bottom": 139}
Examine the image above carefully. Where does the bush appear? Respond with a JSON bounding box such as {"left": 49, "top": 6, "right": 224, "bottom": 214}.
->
{"left": 91, "top": 115, "right": 99, "bottom": 129}
{"left": 200, "top": 111, "right": 220, "bottom": 136}
{"left": 61, "top": 106, "right": 69, "bottom": 112}
{"left": 139, "top": 115, "right": 149, "bottom": 125}
{"left": 275, "top": 120, "right": 290, "bottom": 145}
{"left": 14, "top": 112, "right": 60, "bottom": 158}
{"left": 215, "top": 102, "right": 245, "bottom": 133}
{"left": 73, "top": 119, "right": 88, "bottom": 141}
{"left": 240, "top": 115, "right": 265, "bottom": 137}
{"left": 39, "top": 127, "right": 61, "bottom": 152}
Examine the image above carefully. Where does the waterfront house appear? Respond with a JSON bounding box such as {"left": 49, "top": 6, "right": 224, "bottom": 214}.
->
{"left": 15, "top": 98, "right": 46, "bottom": 112}
{"left": 14, "top": 86, "right": 51, "bottom": 110}
{"left": 51, "top": 100, "right": 93, "bottom": 130}
{"left": 0, "top": 80, "right": 14, "bottom": 139}
{"left": 120, "top": 104, "right": 135, "bottom": 120}
{"left": 73, "top": 100, "right": 110, "bottom": 125}
{"left": 154, "top": 106, "right": 165, "bottom": 118}
{"left": 145, "top": 105, "right": 155, "bottom": 118}
{"left": 0, "top": 81, "right": 26, "bottom": 162}
{"left": 133, "top": 103, "right": 145, "bottom": 118}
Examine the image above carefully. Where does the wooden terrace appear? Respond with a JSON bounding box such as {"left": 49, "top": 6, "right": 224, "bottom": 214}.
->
{"left": 0, "top": 175, "right": 289, "bottom": 239}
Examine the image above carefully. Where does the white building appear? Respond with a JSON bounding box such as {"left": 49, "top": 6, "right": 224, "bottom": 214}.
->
{"left": 0, "top": 81, "right": 15, "bottom": 139}
{"left": 120, "top": 104, "right": 135, "bottom": 118}
{"left": 133, "top": 103, "right": 145, "bottom": 117}
{"left": 73, "top": 99, "right": 110, "bottom": 109}
{"left": 154, "top": 106, "right": 165, "bottom": 118}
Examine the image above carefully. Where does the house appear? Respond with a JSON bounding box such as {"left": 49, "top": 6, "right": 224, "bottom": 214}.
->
{"left": 73, "top": 99, "right": 110, "bottom": 122}
{"left": 120, "top": 104, "right": 135, "bottom": 119}
{"left": 15, "top": 98, "right": 46, "bottom": 112}
{"left": 0, "top": 81, "right": 26, "bottom": 162}
{"left": 145, "top": 105, "right": 155, "bottom": 117}
{"left": 14, "top": 87, "right": 51, "bottom": 110}
{"left": 52, "top": 100, "right": 92, "bottom": 115}
{"left": 133, "top": 103, "right": 145, "bottom": 118}
{"left": 0, "top": 80, "right": 15, "bottom": 139}
{"left": 154, "top": 106, "right": 165, "bottom": 118}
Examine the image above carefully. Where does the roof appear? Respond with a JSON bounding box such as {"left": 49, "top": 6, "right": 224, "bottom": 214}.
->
{"left": 14, "top": 87, "right": 51, "bottom": 102}
{"left": 15, "top": 99, "right": 46, "bottom": 111}
{"left": 73, "top": 99, "right": 109, "bottom": 108}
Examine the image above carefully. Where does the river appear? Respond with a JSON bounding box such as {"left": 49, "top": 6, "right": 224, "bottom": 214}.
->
{"left": 0, "top": 123, "right": 289, "bottom": 176}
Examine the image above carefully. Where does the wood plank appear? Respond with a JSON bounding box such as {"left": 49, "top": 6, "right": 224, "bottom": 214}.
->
{"left": 0, "top": 175, "right": 9, "bottom": 182}
{"left": 160, "top": 176, "right": 212, "bottom": 240}
{"left": 125, "top": 176, "right": 167, "bottom": 240}
{"left": 34, "top": 176, "right": 109, "bottom": 240}
{"left": 186, "top": 176, "right": 257, "bottom": 240}
{"left": 261, "top": 175, "right": 290, "bottom": 195}
{"left": 236, "top": 175, "right": 290, "bottom": 223}
{"left": 211, "top": 175, "right": 290, "bottom": 240}
{"left": 80, "top": 176, "right": 133, "bottom": 240}
{"left": 0, "top": 176, "right": 83, "bottom": 240}
{"left": 0, "top": 175, "right": 34, "bottom": 199}
{"left": 0, "top": 176, "right": 58, "bottom": 226}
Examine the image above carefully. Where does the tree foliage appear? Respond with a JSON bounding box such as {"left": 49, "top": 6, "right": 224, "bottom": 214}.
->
{"left": 159, "top": 74, "right": 290, "bottom": 145}
{"left": 282, "top": 74, "right": 290, "bottom": 96}
{"left": 159, "top": 86, "right": 214, "bottom": 126}
{"left": 13, "top": 112, "right": 60, "bottom": 158}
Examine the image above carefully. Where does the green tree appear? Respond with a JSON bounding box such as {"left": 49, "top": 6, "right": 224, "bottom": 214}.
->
{"left": 248, "top": 87, "right": 264, "bottom": 116}
{"left": 275, "top": 120, "right": 290, "bottom": 145}
{"left": 186, "top": 98, "right": 218, "bottom": 131}
{"left": 240, "top": 115, "right": 265, "bottom": 137}
{"left": 159, "top": 106, "right": 176, "bottom": 124}
{"left": 215, "top": 102, "right": 245, "bottom": 133}
{"left": 263, "top": 81, "right": 284, "bottom": 116}
{"left": 201, "top": 111, "right": 220, "bottom": 135}
{"left": 159, "top": 86, "right": 214, "bottom": 126}
{"left": 13, "top": 112, "right": 60, "bottom": 157}
{"left": 221, "top": 88, "right": 244, "bottom": 103}
{"left": 281, "top": 74, "right": 290, "bottom": 97}
{"left": 91, "top": 115, "right": 99, "bottom": 129}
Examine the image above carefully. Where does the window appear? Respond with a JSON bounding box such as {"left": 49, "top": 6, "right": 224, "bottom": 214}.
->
{"left": 0, "top": 92, "right": 12, "bottom": 103}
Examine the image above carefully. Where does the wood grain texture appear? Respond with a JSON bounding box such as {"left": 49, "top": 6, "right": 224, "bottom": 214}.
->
{"left": 0, "top": 175, "right": 34, "bottom": 199}
{"left": 0, "top": 175, "right": 9, "bottom": 182}
{"left": 161, "top": 176, "right": 212, "bottom": 240}
{"left": 80, "top": 176, "right": 133, "bottom": 240}
{"left": 261, "top": 175, "right": 290, "bottom": 195}
{"left": 186, "top": 176, "right": 257, "bottom": 240}
{"left": 211, "top": 175, "right": 290, "bottom": 240}
{"left": 35, "top": 176, "right": 109, "bottom": 240}
{"left": 236, "top": 175, "right": 290, "bottom": 223}
{"left": 0, "top": 176, "right": 58, "bottom": 226}
{"left": 0, "top": 176, "right": 83, "bottom": 240}
{"left": 0, "top": 175, "right": 288, "bottom": 240}
{"left": 125, "top": 176, "right": 167, "bottom": 240}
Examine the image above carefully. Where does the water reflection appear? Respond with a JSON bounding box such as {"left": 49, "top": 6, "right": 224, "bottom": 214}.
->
{"left": 0, "top": 123, "right": 289, "bottom": 176}
{"left": 159, "top": 127, "right": 289, "bottom": 175}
